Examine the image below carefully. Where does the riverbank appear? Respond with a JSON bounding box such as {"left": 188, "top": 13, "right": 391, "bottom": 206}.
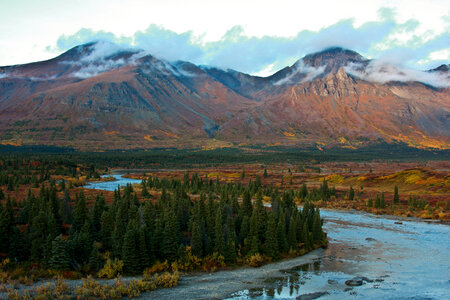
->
{"left": 0, "top": 250, "right": 325, "bottom": 299}
{"left": 141, "top": 249, "right": 325, "bottom": 299}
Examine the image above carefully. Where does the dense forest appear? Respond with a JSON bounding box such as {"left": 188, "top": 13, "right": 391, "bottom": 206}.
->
{"left": 1, "top": 142, "right": 448, "bottom": 169}
{"left": 0, "top": 158, "right": 326, "bottom": 279}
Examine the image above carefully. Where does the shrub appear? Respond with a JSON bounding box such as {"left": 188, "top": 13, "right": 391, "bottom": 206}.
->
{"left": 0, "top": 270, "right": 8, "bottom": 284}
{"left": 52, "top": 275, "right": 69, "bottom": 299}
{"left": 7, "top": 289, "right": 32, "bottom": 300}
{"left": 153, "top": 271, "right": 180, "bottom": 288}
{"left": 175, "top": 247, "right": 202, "bottom": 271}
{"left": 144, "top": 260, "right": 169, "bottom": 276}
{"left": 97, "top": 258, "right": 123, "bottom": 279}
{"left": 246, "top": 253, "right": 264, "bottom": 267}
{"left": 201, "top": 252, "right": 225, "bottom": 272}
{"left": 124, "top": 279, "right": 156, "bottom": 299}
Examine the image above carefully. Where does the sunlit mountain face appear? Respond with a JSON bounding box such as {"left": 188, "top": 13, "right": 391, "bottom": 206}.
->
{"left": 0, "top": 43, "right": 449, "bottom": 150}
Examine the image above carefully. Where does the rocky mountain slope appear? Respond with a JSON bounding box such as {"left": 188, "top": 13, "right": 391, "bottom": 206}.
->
{"left": 0, "top": 44, "right": 448, "bottom": 150}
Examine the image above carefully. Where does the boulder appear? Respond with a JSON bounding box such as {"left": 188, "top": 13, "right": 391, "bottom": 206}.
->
{"left": 296, "top": 291, "right": 329, "bottom": 300}
{"left": 345, "top": 277, "right": 364, "bottom": 286}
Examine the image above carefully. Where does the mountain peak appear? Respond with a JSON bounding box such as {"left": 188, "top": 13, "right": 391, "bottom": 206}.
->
{"left": 301, "top": 47, "right": 368, "bottom": 74}
{"left": 429, "top": 64, "right": 449, "bottom": 73}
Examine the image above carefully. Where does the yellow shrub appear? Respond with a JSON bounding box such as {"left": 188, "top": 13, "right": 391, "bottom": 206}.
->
{"left": 0, "top": 270, "right": 8, "bottom": 283}
{"left": 246, "top": 253, "right": 264, "bottom": 267}
{"left": 144, "top": 260, "right": 169, "bottom": 276}
{"left": 201, "top": 252, "right": 225, "bottom": 272}
{"left": 154, "top": 271, "right": 180, "bottom": 288}
{"left": 97, "top": 258, "right": 124, "bottom": 279}
{"left": 175, "top": 247, "right": 202, "bottom": 271}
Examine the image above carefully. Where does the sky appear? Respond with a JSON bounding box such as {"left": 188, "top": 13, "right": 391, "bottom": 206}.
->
{"left": 0, "top": 0, "right": 449, "bottom": 75}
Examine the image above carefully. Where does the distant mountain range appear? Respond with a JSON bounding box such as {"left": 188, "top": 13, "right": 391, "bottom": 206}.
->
{"left": 0, "top": 43, "right": 449, "bottom": 150}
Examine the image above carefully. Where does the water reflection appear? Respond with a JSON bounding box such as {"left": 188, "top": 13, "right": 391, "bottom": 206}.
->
{"left": 228, "top": 210, "right": 450, "bottom": 299}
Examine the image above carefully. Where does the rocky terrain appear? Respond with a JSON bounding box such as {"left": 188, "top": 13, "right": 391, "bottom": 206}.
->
{"left": 0, "top": 44, "right": 448, "bottom": 150}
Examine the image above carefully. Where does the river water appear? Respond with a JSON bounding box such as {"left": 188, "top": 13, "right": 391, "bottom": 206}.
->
{"left": 84, "top": 174, "right": 142, "bottom": 191}
{"left": 86, "top": 174, "right": 450, "bottom": 299}
{"left": 231, "top": 209, "right": 450, "bottom": 299}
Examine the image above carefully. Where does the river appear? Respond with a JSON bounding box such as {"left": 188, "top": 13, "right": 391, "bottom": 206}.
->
{"left": 85, "top": 174, "right": 450, "bottom": 299}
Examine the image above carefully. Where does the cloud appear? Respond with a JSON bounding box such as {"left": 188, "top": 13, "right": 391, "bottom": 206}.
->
{"left": 42, "top": 7, "right": 449, "bottom": 84}
{"left": 274, "top": 61, "right": 326, "bottom": 85}
{"left": 345, "top": 60, "right": 450, "bottom": 87}
{"left": 63, "top": 41, "right": 143, "bottom": 78}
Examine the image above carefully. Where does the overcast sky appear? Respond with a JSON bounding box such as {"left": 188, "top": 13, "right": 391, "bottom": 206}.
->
{"left": 1, "top": 0, "right": 449, "bottom": 75}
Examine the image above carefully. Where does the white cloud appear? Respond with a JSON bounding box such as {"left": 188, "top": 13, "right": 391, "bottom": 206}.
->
{"left": 47, "top": 8, "right": 448, "bottom": 77}
{"left": 274, "top": 61, "right": 326, "bottom": 85}
{"left": 345, "top": 60, "right": 450, "bottom": 87}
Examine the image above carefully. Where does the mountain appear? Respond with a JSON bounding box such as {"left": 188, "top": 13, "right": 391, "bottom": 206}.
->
{"left": 0, "top": 43, "right": 449, "bottom": 150}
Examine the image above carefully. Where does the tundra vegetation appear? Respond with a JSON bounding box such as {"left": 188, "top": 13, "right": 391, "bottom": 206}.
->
{"left": 0, "top": 147, "right": 448, "bottom": 298}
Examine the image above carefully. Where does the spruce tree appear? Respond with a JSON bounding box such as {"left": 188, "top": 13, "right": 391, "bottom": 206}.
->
{"left": 288, "top": 214, "right": 297, "bottom": 249}
{"left": 225, "top": 217, "right": 236, "bottom": 263}
{"left": 312, "top": 209, "right": 323, "bottom": 243}
{"left": 242, "top": 189, "right": 253, "bottom": 217}
{"left": 190, "top": 219, "right": 203, "bottom": 257}
{"left": 214, "top": 209, "right": 225, "bottom": 256}
{"left": 122, "top": 222, "right": 139, "bottom": 273}
{"left": 138, "top": 227, "right": 151, "bottom": 268}
{"left": 264, "top": 213, "right": 279, "bottom": 259}
{"left": 393, "top": 186, "right": 400, "bottom": 204}
{"left": 141, "top": 181, "right": 150, "bottom": 198}
{"left": 89, "top": 242, "right": 103, "bottom": 272}
{"left": 302, "top": 221, "right": 311, "bottom": 251}
{"left": 72, "top": 192, "right": 87, "bottom": 233}
{"left": 49, "top": 235, "right": 69, "bottom": 270}
{"left": 380, "top": 192, "right": 386, "bottom": 208}
{"left": 162, "top": 211, "right": 179, "bottom": 262}
{"left": 277, "top": 211, "right": 288, "bottom": 254}
{"left": 349, "top": 186, "right": 355, "bottom": 200}
{"left": 247, "top": 213, "right": 259, "bottom": 254}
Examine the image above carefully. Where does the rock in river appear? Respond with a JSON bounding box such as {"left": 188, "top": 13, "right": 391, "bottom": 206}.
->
{"left": 345, "top": 277, "right": 364, "bottom": 286}
{"left": 296, "top": 291, "right": 329, "bottom": 300}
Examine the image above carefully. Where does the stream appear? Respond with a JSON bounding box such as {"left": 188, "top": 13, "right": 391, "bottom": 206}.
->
{"left": 85, "top": 174, "right": 450, "bottom": 299}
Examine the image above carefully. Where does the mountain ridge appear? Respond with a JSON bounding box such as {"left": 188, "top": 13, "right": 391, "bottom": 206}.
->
{"left": 0, "top": 43, "right": 448, "bottom": 150}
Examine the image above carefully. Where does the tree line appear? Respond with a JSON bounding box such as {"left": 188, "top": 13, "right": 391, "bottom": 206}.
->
{"left": 0, "top": 171, "right": 326, "bottom": 275}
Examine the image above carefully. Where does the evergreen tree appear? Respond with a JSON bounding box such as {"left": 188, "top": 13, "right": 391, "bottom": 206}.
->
{"left": 190, "top": 219, "right": 203, "bottom": 257}
{"left": 72, "top": 192, "right": 87, "bottom": 233}
{"left": 380, "top": 192, "right": 386, "bottom": 208}
{"left": 122, "top": 222, "right": 139, "bottom": 273}
{"left": 9, "top": 226, "right": 25, "bottom": 261}
{"left": 393, "top": 186, "right": 400, "bottom": 204}
{"left": 277, "top": 211, "right": 289, "bottom": 253}
{"left": 214, "top": 209, "right": 225, "bottom": 256}
{"left": 247, "top": 213, "right": 259, "bottom": 254}
{"left": 300, "top": 183, "right": 308, "bottom": 199}
{"left": 263, "top": 168, "right": 268, "bottom": 178}
{"left": 89, "top": 242, "right": 103, "bottom": 272}
{"left": 49, "top": 235, "right": 69, "bottom": 270}
{"left": 242, "top": 189, "right": 253, "bottom": 217}
{"left": 349, "top": 186, "right": 355, "bottom": 200}
{"left": 138, "top": 227, "right": 151, "bottom": 268}
{"left": 312, "top": 209, "right": 323, "bottom": 243}
{"left": 302, "top": 221, "right": 311, "bottom": 251}
{"left": 264, "top": 213, "right": 279, "bottom": 259}
{"left": 288, "top": 214, "right": 297, "bottom": 249}
{"left": 162, "top": 211, "right": 179, "bottom": 262}
{"left": 225, "top": 217, "right": 236, "bottom": 263}
{"left": 141, "top": 180, "right": 150, "bottom": 198}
